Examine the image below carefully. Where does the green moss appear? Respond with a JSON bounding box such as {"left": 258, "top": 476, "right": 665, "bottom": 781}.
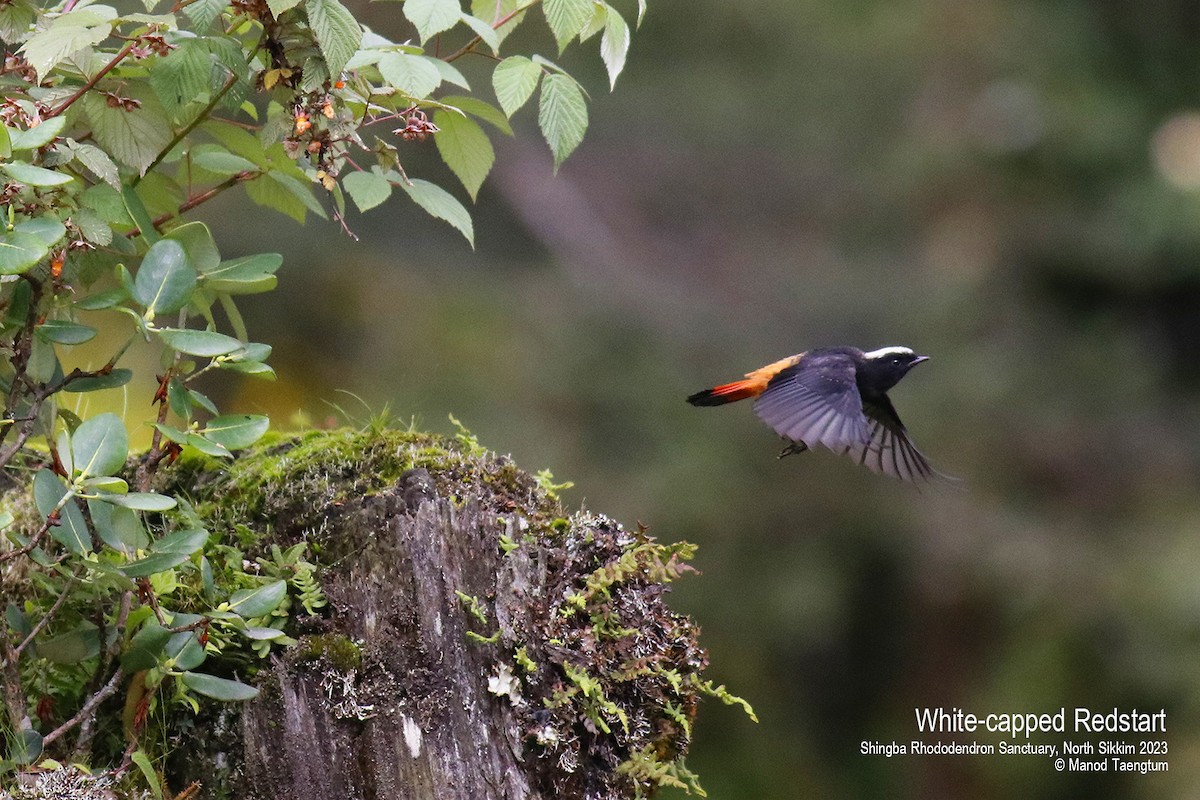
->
{"left": 292, "top": 633, "right": 362, "bottom": 672}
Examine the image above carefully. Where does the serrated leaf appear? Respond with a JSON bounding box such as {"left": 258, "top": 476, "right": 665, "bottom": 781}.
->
{"left": 157, "top": 328, "right": 243, "bottom": 357}
{"left": 83, "top": 91, "right": 173, "bottom": 175}
{"left": 0, "top": 231, "right": 47, "bottom": 274}
{"left": 636, "top": 0, "right": 646, "bottom": 25}
{"left": 432, "top": 58, "right": 469, "bottom": 90}
{"left": 191, "top": 144, "right": 259, "bottom": 176}
{"left": 460, "top": 13, "right": 500, "bottom": 53}
{"left": 2, "top": 162, "right": 73, "bottom": 187}
{"left": 433, "top": 110, "right": 493, "bottom": 200}
{"left": 543, "top": 0, "right": 592, "bottom": 52}
{"left": 305, "top": 0, "right": 361, "bottom": 77}
{"left": 19, "top": 20, "right": 110, "bottom": 79}
{"left": 36, "top": 320, "right": 97, "bottom": 345}
{"left": 404, "top": 0, "right": 462, "bottom": 43}
{"left": 440, "top": 95, "right": 513, "bottom": 135}
{"left": 183, "top": 0, "right": 226, "bottom": 30}
{"left": 401, "top": 178, "right": 474, "bottom": 246}
{"left": 203, "top": 414, "right": 269, "bottom": 449}
{"left": 72, "top": 207, "right": 114, "bottom": 246}
{"left": 227, "top": 579, "right": 287, "bottom": 618}
{"left": 471, "top": 0, "right": 526, "bottom": 44}
{"left": 150, "top": 39, "right": 212, "bottom": 117}
{"left": 0, "top": 0, "right": 37, "bottom": 48}
{"left": 120, "top": 551, "right": 189, "bottom": 578}
{"left": 63, "top": 368, "right": 133, "bottom": 392}
{"left": 33, "top": 470, "right": 91, "bottom": 554}
{"left": 538, "top": 72, "right": 588, "bottom": 169}
{"left": 164, "top": 220, "right": 220, "bottom": 274}
{"left": 266, "top": 0, "right": 302, "bottom": 14}
{"left": 579, "top": 1, "right": 605, "bottom": 41}
{"left": 180, "top": 671, "right": 258, "bottom": 701}
{"left": 72, "top": 412, "right": 129, "bottom": 478}
{"left": 14, "top": 217, "right": 66, "bottom": 247}
{"left": 134, "top": 239, "right": 197, "bottom": 316}
{"left": 98, "top": 492, "right": 178, "bottom": 511}
{"left": 378, "top": 52, "right": 441, "bottom": 100}
{"left": 70, "top": 141, "right": 120, "bottom": 189}
{"left": 342, "top": 170, "right": 392, "bottom": 212}
{"left": 492, "top": 56, "right": 541, "bottom": 118}
{"left": 9, "top": 117, "right": 67, "bottom": 151}
{"left": 600, "top": 3, "right": 629, "bottom": 90}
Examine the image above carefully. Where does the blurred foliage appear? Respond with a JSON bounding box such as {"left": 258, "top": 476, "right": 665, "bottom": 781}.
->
{"left": 142, "top": 0, "right": 1200, "bottom": 797}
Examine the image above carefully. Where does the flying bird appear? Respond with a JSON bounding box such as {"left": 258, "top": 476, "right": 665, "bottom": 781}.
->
{"left": 687, "top": 346, "right": 947, "bottom": 482}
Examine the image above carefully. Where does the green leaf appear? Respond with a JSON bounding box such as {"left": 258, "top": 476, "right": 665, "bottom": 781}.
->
{"left": 130, "top": 749, "right": 164, "bottom": 800}
{"left": 266, "top": 0, "right": 302, "bottom": 14}
{"left": 14, "top": 217, "right": 66, "bottom": 247}
{"left": 203, "top": 252, "right": 282, "bottom": 294}
{"left": 180, "top": 671, "right": 258, "bottom": 701}
{"left": 72, "top": 207, "right": 114, "bottom": 247}
{"left": 184, "top": 0, "right": 228, "bottom": 31}
{"left": 39, "top": 625, "right": 99, "bottom": 664}
{"left": 0, "top": 231, "right": 47, "bottom": 274}
{"left": 98, "top": 492, "right": 178, "bottom": 511}
{"left": 122, "top": 184, "right": 159, "bottom": 243}
{"left": 88, "top": 499, "right": 149, "bottom": 553}
{"left": 543, "top": 0, "right": 592, "bottom": 52}
{"left": 33, "top": 470, "right": 90, "bottom": 554}
{"left": 9, "top": 729, "right": 43, "bottom": 766}
{"left": 134, "top": 239, "right": 197, "bottom": 317}
{"left": 440, "top": 95, "right": 513, "bottom": 135}
{"left": 460, "top": 13, "right": 500, "bottom": 53}
{"left": 1, "top": 161, "right": 73, "bottom": 187}
{"left": 404, "top": 0, "right": 462, "bottom": 42}
{"left": 600, "top": 3, "right": 629, "bottom": 90}
{"left": 471, "top": 0, "right": 526, "bottom": 44}
{"left": 432, "top": 58, "right": 470, "bottom": 89}
{"left": 84, "top": 475, "right": 127, "bottom": 493}
{"left": 492, "top": 56, "right": 541, "bottom": 118}
{"left": 36, "top": 320, "right": 97, "bottom": 345}
{"left": 9, "top": 117, "right": 67, "bottom": 151}
{"left": 342, "top": 170, "right": 392, "bottom": 213}
{"left": 0, "top": 0, "right": 36, "bottom": 51}
{"left": 72, "top": 412, "right": 129, "bottom": 478}
{"left": 191, "top": 144, "right": 259, "bottom": 176}
{"left": 157, "top": 328, "right": 243, "bottom": 357}
{"left": 19, "top": 19, "right": 111, "bottom": 79}
{"left": 120, "top": 551, "right": 189, "bottom": 578}
{"left": 82, "top": 91, "right": 173, "bottom": 175}
{"left": 304, "top": 0, "right": 362, "bottom": 77}
{"left": 167, "top": 621, "right": 207, "bottom": 670}
{"left": 401, "top": 178, "right": 474, "bottom": 247}
{"left": 63, "top": 369, "right": 134, "bottom": 393}
{"left": 538, "top": 73, "right": 588, "bottom": 169}
{"left": 203, "top": 414, "right": 269, "bottom": 449}
{"left": 0, "top": 125, "right": 9, "bottom": 160}
{"left": 122, "top": 622, "right": 172, "bottom": 670}
{"left": 186, "top": 432, "right": 233, "bottom": 458}
{"left": 378, "top": 52, "right": 441, "bottom": 100}
{"left": 227, "top": 579, "right": 287, "bottom": 618}
{"left": 150, "top": 38, "right": 211, "bottom": 116}
{"left": 433, "top": 110, "right": 494, "bottom": 200}
{"left": 244, "top": 626, "right": 287, "bottom": 640}
{"left": 164, "top": 220, "right": 220, "bottom": 274}
{"left": 152, "top": 527, "right": 208, "bottom": 554}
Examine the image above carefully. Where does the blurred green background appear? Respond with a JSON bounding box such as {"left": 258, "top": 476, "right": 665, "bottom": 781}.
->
{"left": 151, "top": 0, "right": 1200, "bottom": 796}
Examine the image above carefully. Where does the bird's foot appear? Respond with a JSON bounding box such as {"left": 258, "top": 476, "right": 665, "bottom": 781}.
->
{"left": 777, "top": 440, "right": 809, "bottom": 459}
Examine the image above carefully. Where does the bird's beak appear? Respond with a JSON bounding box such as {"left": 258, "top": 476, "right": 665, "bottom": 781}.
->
{"left": 912, "top": 355, "right": 930, "bottom": 366}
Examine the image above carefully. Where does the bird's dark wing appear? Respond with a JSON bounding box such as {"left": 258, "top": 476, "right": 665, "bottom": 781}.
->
{"left": 845, "top": 394, "right": 938, "bottom": 482}
{"left": 752, "top": 354, "right": 871, "bottom": 451}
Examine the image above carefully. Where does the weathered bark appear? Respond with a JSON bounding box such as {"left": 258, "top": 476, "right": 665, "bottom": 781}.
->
{"left": 156, "top": 432, "right": 718, "bottom": 800}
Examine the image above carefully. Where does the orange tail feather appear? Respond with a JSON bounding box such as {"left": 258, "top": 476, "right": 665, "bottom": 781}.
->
{"left": 687, "top": 379, "right": 759, "bottom": 406}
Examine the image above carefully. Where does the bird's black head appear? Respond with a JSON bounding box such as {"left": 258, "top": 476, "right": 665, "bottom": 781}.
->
{"left": 857, "top": 346, "right": 929, "bottom": 394}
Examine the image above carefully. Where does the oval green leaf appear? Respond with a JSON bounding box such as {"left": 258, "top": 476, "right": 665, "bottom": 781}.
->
{"left": 157, "top": 328, "right": 243, "bottom": 357}
{"left": 180, "top": 671, "right": 259, "bottom": 701}
{"left": 98, "top": 491, "right": 178, "bottom": 511}
{"left": 1, "top": 161, "right": 73, "bottom": 186}
{"left": 120, "top": 551, "right": 190, "bottom": 578}
{"left": 36, "top": 320, "right": 98, "bottom": 345}
{"left": 63, "top": 368, "right": 134, "bottom": 393}
{"left": 203, "top": 414, "right": 269, "bottom": 450}
{"left": 0, "top": 230, "right": 49, "bottom": 274}
{"left": 122, "top": 622, "right": 172, "bottom": 671}
{"left": 15, "top": 216, "right": 67, "bottom": 247}
{"left": 134, "top": 238, "right": 197, "bottom": 316}
{"left": 71, "top": 412, "right": 129, "bottom": 478}
{"left": 227, "top": 579, "right": 287, "bottom": 618}
{"left": 151, "top": 527, "right": 209, "bottom": 555}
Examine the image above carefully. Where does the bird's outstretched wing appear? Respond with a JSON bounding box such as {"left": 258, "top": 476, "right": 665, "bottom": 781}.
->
{"left": 752, "top": 354, "right": 871, "bottom": 451}
{"left": 844, "top": 394, "right": 940, "bottom": 482}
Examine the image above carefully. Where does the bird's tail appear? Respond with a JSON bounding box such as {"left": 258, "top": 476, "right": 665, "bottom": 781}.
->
{"left": 686, "top": 379, "right": 760, "bottom": 406}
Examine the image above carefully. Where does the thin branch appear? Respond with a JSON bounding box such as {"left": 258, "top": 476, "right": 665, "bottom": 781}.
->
{"left": 125, "top": 170, "right": 260, "bottom": 239}
{"left": 445, "top": 0, "right": 542, "bottom": 63}
{"left": 135, "top": 68, "right": 239, "bottom": 186}
{"left": 13, "top": 572, "right": 81, "bottom": 660}
{"left": 41, "top": 668, "right": 124, "bottom": 748}
{"left": 47, "top": 42, "right": 137, "bottom": 119}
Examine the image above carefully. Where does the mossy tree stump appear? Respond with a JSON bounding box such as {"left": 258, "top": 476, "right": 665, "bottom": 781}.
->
{"left": 138, "top": 429, "right": 739, "bottom": 800}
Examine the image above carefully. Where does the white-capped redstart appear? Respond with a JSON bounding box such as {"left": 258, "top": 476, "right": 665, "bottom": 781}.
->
{"left": 688, "top": 346, "right": 947, "bottom": 482}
